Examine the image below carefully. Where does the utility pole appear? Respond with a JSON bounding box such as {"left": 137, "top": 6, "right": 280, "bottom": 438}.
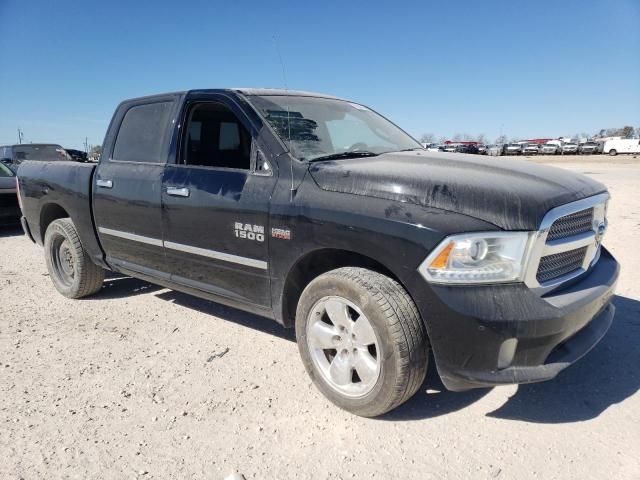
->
{"left": 17, "top": 128, "right": 24, "bottom": 144}
{"left": 84, "top": 137, "right": 88, "bottom": 153}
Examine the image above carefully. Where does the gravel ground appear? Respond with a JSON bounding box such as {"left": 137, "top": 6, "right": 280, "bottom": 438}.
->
{"left": 1, "top": 159, "right": 639, "bottom": 479}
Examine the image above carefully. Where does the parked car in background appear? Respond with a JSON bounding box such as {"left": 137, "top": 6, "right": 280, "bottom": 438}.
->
{"left": 487, "top": 144, "right": 504, "bottom": 156}
{"left": 602, "top": 138, "right": 640, "bottom": 156}
{"left": 477, "top": 144, "right": 487, "bottom": 155}
{"left": 0, "top": 162, "right": 20, "bottom": 226}
{"left": 561, "top": 143, "right": 579, "bottom": 155}
{"left": 540, "top": 143, "right": 561, "bottom": 155}
{"left": 578, "top": 142, "right": 599, "bottom": 155}
{"left": 455, "top": 144, "right": 479, "bottom": 154}
{"left": 443, "top": 144, "right": 457, "bottom": 152}
{"left": 504, "top": 143, "right": 523, "bottom": 155}
{"left": 65, "top": 148, "right": 89, "bottom": 162}
{"left": 426, "top": 144, "right": 443, "bottom": 152}
{"left": 0, "top": 144, "right": 71, "bottom": 172}
{"left": 523, "top": 144, "right": 540, "bottom": 155}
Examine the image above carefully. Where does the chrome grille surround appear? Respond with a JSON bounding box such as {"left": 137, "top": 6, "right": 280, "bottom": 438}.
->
{"left": 524, "top": 193, "right": 609, "bottom": 294}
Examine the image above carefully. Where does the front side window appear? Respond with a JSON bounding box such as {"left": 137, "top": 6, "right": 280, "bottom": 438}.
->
{"left": 247, "top": 95, "right": 422, "bottom": 161}
{"left": 182, "top": 102, "right": 251, "bottom": 169}
{"left": 113, "top": 101, "right": 174, "bottom": 163}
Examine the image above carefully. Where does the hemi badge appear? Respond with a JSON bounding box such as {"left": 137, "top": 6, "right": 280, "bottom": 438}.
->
{"left": 271, "top": 227, "right": 291, "bottom": 240}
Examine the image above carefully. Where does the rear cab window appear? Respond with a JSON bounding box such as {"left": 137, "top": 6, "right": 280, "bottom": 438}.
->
{"left": 12, "top": 145, "right": 68, "bottom": 163}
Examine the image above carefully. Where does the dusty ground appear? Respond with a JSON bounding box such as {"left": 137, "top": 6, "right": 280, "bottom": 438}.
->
{"left": 1, "top": 158, "right": 639, "bottom": 479}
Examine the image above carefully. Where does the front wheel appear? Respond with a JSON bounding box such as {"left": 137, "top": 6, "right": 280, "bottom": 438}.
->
{"left": 608, "top": 149, "right": 618, "bottom": 156}
{"left": 295, "top": 267, "right": 429, "bottom": 417}
{"left": 44, "top": 218, "right": 105, "bottom": 298}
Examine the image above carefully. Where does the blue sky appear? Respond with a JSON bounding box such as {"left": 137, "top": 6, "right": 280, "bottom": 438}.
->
{"left": 0, "top": 0, "right": 638, "bottom": 149}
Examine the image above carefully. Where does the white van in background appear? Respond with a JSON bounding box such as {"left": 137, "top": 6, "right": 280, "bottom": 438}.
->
{"left": 603, "top": 138, "right": 640, "bottom": 155}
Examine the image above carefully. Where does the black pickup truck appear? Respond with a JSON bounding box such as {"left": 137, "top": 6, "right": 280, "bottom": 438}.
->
{"left": 17, "top": 89, "right": 619, "bottom": 417}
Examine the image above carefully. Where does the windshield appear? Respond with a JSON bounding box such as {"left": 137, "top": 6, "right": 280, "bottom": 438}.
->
{"left": 248, "top": 95, "right": 422, "bottom": 161}
{"left": 13, "top": 145, "right": 69, "bottom": 163}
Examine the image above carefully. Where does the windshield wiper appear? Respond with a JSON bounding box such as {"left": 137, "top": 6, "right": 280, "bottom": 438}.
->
{"left": 309, "top": 151, "right": 380, "bottom": 162}
{"left": 394, "top": 147, "right": 424, "bottom": 152}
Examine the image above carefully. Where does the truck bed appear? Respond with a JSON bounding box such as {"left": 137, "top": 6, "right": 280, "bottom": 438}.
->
{"left": 18, "top": 160, "right": 105, "bottom": 267}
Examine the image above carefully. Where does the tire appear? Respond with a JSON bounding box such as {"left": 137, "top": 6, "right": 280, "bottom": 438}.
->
{"left": 295, "top": 267, "right": 429, "bottom": 417}
{"left": 609, "top": 149, "right": 617, "bottom": 156}
{"left": 44, "top": 218, "right": 105, "bottom": 299}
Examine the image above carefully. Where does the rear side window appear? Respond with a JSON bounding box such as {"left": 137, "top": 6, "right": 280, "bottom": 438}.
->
{"left": 112, "top": 101, "right": 173, "bottom": 163}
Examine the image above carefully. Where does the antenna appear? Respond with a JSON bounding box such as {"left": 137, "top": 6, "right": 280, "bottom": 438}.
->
{"left": 272, "top": 35, "right": 295, "bottom": 199}
{"left": 272, "top": 35, "right": 289, "bottom": 91}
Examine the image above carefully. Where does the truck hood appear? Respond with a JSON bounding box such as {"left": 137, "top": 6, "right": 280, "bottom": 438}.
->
{"left": 308, "top": 151, "right": 606, "bottom": 230}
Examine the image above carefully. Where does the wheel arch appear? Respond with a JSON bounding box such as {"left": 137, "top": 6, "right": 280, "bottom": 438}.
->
{"left": 280, "top": 247, "right": 404, "bottom": 328}
{"left": 39, "top": 203, "right": 70, "bottom": 243}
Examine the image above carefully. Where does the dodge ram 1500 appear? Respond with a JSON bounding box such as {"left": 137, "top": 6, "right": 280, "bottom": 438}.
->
{"left": 17, "top": 89, "right": 619, "bottom": 416}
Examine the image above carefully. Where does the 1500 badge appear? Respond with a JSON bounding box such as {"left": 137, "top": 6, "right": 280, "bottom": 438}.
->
{"left": 234, "top": 223, "right": 265, "bottom": 242}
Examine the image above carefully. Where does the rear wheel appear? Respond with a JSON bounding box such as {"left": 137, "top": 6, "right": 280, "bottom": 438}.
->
{"left": 44, "top": 218, "right": 105, "bottom": 298}
{"left": 295, "top": 267, "right": 429, "bottom": 417}
{"left": 608, "top": 149, "right": 618, "bottom": 156}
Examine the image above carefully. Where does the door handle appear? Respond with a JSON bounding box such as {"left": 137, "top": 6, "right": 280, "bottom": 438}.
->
{"left": 96, "top": 179, "right": 113, "bottom": 188}
{"left": 166, "top": 186, "right": 190, "bottom": 197}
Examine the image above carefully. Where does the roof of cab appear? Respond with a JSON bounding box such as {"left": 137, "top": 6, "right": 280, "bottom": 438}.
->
{"left": 117, "top": 88, "right": 345, "bottom": 107}
{"left": 229, "top": 88, "right": 342, "bottom": 100}
{"left": 2, "top": 143, "right": 64, "bottom": 148}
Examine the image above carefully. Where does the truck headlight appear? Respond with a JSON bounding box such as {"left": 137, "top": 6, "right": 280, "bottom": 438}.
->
{"left": 418, "top": 232, "right": 532, "bottom": 284}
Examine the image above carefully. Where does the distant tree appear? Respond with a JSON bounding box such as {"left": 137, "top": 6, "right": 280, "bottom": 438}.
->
{"left": 598, "top": 129, "right": 606, "bottom": 137}
{"left": 476, "top": 134, "right": 487, "bottom": 145}
{"left": 495, "top": 134, "right": 508, "bottom": 144}
{"left": 636, "top": 127, "right": 640, "bottom": 138}
{"left": 419, "top": 133, "right": 435, "bottom": 144}
{"left": 461, "top": 133, "right": 474, "bottom": 141}
{"left": 438, "top": 136, "right": 447, "bottom": 144}
{"left": 452, "top": 133, "right": 462, "bottom": 141}
{"left": 621, "top": 126, "right": 635, "bottom": 138}
{"left": 89, "top": 145, "right": 102, "bottom": 158}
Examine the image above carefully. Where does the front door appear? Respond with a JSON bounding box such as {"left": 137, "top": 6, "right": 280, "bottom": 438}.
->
{"left": 161, "top": 96, "right": 277, "bottom": 307}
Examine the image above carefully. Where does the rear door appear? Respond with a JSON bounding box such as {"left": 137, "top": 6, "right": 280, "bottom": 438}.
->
{"left": 93, "top": 96, "right": 180, "bottom": 276}
{"left": 161, "top": 93, "right": 277, "bottom": 307}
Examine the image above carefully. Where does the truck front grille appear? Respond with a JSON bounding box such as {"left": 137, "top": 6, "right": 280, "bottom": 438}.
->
{"left": 547, "top": 208, "right": 593, "bottom": 241}
{"left": 536, "top": 247, "right": 588, "bottom": 283}
{"left": 525, "top": 193, "right": 608, "bottom": 292}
